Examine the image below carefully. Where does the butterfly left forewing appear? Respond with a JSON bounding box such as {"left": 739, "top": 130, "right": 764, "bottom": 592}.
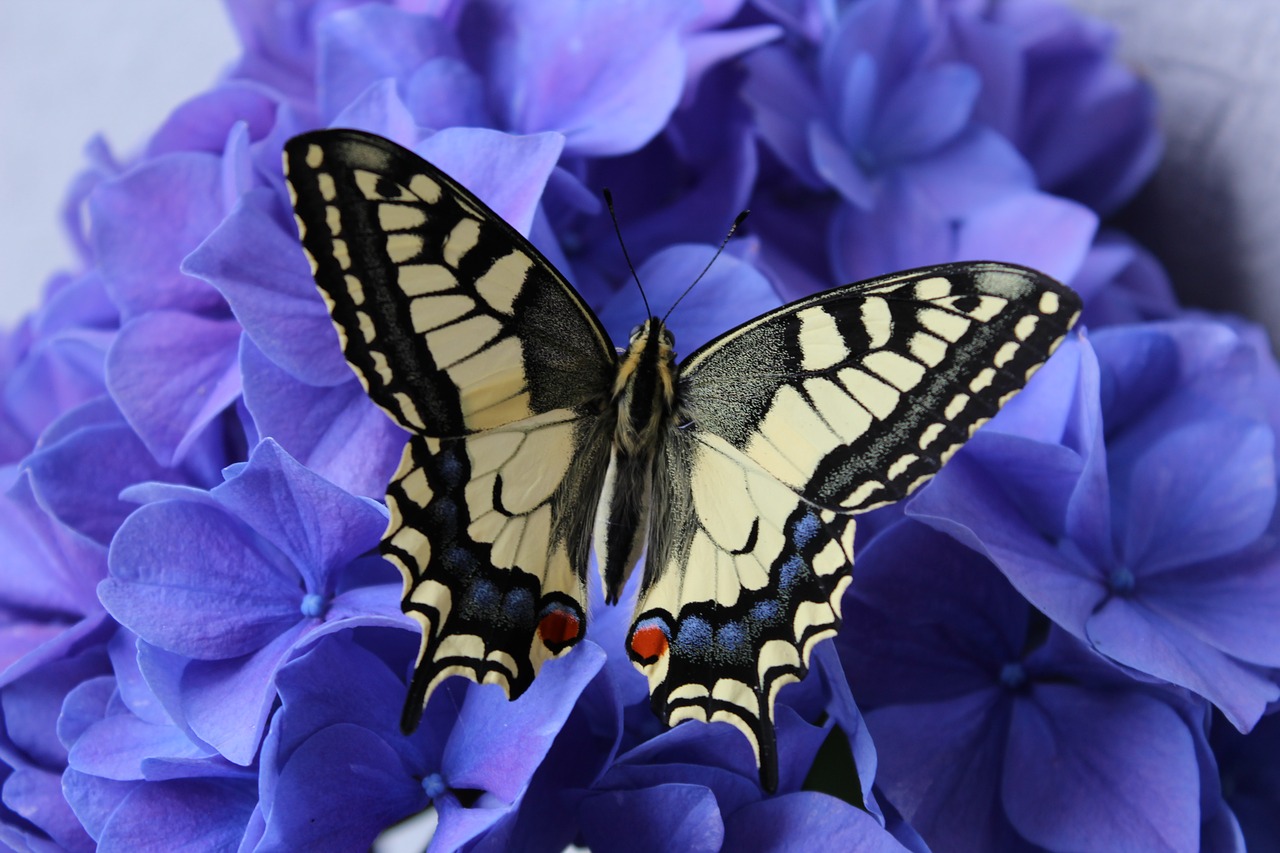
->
{"left": 632, "top": 262, "right": 1079, "bottom": 789}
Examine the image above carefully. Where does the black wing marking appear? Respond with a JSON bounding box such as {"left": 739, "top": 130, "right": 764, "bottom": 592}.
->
{"left": 284, "top": 130, "right": 615, "bottom": 728}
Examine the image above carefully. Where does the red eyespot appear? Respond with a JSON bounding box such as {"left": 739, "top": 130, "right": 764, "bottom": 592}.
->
{"left": 629, "top": 624, "right": 669, "bottom": 662}
{"left": 538, "top": 609, "right": 581, "bottom": 646}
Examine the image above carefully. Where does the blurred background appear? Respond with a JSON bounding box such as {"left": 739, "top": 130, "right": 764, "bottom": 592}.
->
{"left": 2, "top": 0, "right": 1278, "bottom": 336}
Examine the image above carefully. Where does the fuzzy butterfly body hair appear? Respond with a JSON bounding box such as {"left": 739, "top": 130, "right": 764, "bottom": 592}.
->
{"left": 283, "top": 129, "right": 1081, "bottom": 792}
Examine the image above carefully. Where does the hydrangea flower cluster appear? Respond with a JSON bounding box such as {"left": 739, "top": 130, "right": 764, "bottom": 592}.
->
{"left": 3, "top": 0, "right": 1277, "bottom": 849}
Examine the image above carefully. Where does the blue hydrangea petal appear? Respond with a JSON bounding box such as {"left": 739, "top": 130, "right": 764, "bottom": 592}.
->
{"left": 894, "top": 128, "right": 1036, "bottom": 216}
{"left": 1072, "top": 232, "right": 1180, "bottom": 327}
{"left": 183, "top": 188, "right": 351, "bottom": 388}
{"left": 418, "top": 127, "right": 565, "bottom": 236}
{"left": 1140, "top": 553, "right": 1280, "bottom": 669}
{"left": 723, "top": 792, "right": 911, "bottom": 852}
{"left": 683, "top": 25, "right": 781, "bottom": 104}
{"left": 0, "top": 477, "right": 106, "bottom": 631}
{"left": 239, "top": 336, "right": 407, "bottom": 500}
{"left": 908, "top": 445, "right": 1105, "bottom": 640}
{"left": 89, "top": 154, "right": 230, "bottom": 320}
{"left": 4, "top": 642, "right": 110, "bottom": 770}
{"left": 1001, "top": 684, "right": 1200, "bottom": 852}
{"left": 594, "top": 245, "right": 782, "bottom": 354}
{"left": 404, "top": 58, "right": 491, "bottom": 129}
{"left": 208, "top": 439, "right": 387, "bottom": 594}
{"left": 1119, "top": 419, "right": 1275, "bottom": 573}
{"left": 101, "top": 501, "right": 302, "bottom": 660}
{"left": 865, "top": 691, "right": 1014, "bottom": 848}
{"left": 1086, "top": 599, "right": 1279, "bottom": 730}
{"left": 95, "top": 777, "right": 256, "bottom": 853}
{"left": 105, "top": 312, "right": 242, "bottom": 466}
{"left": 578, "top": 783, "right": 724, "bottom": 852}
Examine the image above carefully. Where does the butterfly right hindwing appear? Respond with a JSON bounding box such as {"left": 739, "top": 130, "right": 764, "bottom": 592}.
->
{"left": 284, "top": 130, "right": 617, "bottom": 727}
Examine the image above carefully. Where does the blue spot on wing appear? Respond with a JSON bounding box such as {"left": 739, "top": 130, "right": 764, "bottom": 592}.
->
{"left": 673, "top": 615, "right": 712, "bottom": 654}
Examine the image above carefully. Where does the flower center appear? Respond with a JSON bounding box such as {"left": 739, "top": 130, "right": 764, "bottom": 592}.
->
{"left": 300, "top": 593, "right": 327, "bottom": 618}
{"left": 999, "top": 662, "right": 1027, "bottom": 690}
{"left": 1108, "top": 567, "right": 1136, "bottom": 595}
{"left": 422, "top": 772, "right": 447, "bottom": 800}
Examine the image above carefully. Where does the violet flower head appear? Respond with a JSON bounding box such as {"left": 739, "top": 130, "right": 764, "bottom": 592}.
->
{"left": 1, "top": 0, "right": 1276, "bottom": 849}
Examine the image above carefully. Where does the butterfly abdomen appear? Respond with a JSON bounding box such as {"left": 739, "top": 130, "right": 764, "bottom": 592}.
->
{"left": 594, "top": 318, "right": 679, "bottom": 603}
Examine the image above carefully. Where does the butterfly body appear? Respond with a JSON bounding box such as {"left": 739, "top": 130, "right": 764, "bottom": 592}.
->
{"left": 283, "top": 129, "right": 1081, "bottom": 791}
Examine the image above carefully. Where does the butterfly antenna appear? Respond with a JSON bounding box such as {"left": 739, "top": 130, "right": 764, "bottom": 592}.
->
{"left": 603, "top": 188, "right": 651, "bottom": 318}
{"left": 662, "top": 209, "right": 750, "bottom": 323}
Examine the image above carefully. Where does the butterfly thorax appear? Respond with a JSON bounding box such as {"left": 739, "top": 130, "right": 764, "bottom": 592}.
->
{"left": 595, "top": 317, "right": 679, "bottom": 604}
{"left": 611, "top": 317, "right": 678, "bottom": 454}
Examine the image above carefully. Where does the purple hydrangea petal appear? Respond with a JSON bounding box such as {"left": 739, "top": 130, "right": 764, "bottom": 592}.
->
{"left": 444, "top": 642, "right": 607, "bottom": 801}
{"left": 4, "top": 766, "right": 94, "bottom": 852}
{"left": 106, "top": 312, "right": 242, "bottom": 466}
{"left": 61, "top": 769, "right": 136, "bottom": 846}
{"left": 101, "top": 501, "right": 302, "bottom": 660}
{"left": 471, "top": 0, "right": 688, "bottom": 156}
{"left": 328, "top": 78, "right": 421, "bottom": 144}
{"left": 865, "top": 690, "right": 1014, "bottom": 848}
{"left": 1002, "top": 684, "right": 1199, "bottom": 852}
{"left": 952, "top": 191, "right": 1097, "bottom": 282}
{"left": 4, "top": 642, "right": 110, "bottom": 769}
{"left": 183, "top": 188, "right": 351, "bottom": 388}
{"left": 316, "top": 5, "right": 458, "bottom": 121}
{"left": 404, "top": 57, "right": 491, "bottom": 129}
{"left": 208, "top": 439, "right": 387, "bottom": 594}
{"left": 239, "top": 338, "right": 405, "bottom": 500}
{"left": 179, "top": 625, "right": 306, "bottom": 765}
{"left": 146, "top": 82, "right": 280, "bottom": 158}
{"left": 807, "top": 120, "right": 875, "bottom": 209}
{"left": 94, "top": 778, "right": 256, "bottom": 853}
{"left": 871, "top": 63, "right": 981, "bottom": 163}
{"left": 89, "top": 154, "right": 229, "bottom": 320}
{"left": 741, "top": 46, "right": 825, "bottom": 185}
{"left": 579, "top": 783, "right": 723, "bottom": 852}
{"left": 68, "top": 711, "right": 212, "bottom": 782}
{"left": 724, "top": 792, "right": 911, "bottom": 852}
{"left": 23, "top": 403, "right": 175, "bottom": 545}
{"left": 418, "top": 127, "right": 565, "bottom": 236}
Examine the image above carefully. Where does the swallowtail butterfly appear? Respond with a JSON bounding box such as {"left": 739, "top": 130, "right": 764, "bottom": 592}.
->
{"left": 283, "top": 129, "right": 1081, "bottom": 791}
